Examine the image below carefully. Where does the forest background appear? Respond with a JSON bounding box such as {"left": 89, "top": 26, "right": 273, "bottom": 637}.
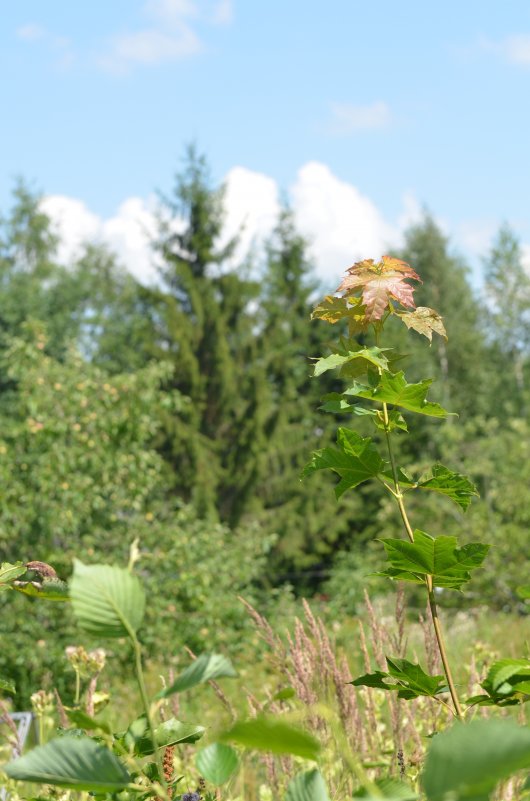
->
{"left": 1, "top": 144, "right": 530, "bottom": 705}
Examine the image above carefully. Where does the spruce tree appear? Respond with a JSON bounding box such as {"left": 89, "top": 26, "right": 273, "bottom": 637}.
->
{"left": 483, "top": 223, "right": 530, "bottom": 414}
{"left": 258, "top": 209, "right": 377, "bottom": 579}
{"left": 151, "top": 145, "right": 269, "bottom": 521}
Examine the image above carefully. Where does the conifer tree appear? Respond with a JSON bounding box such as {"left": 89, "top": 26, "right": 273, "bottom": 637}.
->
{"left": 396, "top": 213, "right": 491, "bottom": 418}
{"left": 258, "top": 209, "right": 375, "bottom": 577}
{"left": 483, "top": 223, "right": 530, "bottom": 413}
{"left": 151, "top": 145, "right": 269, "bottom": 521}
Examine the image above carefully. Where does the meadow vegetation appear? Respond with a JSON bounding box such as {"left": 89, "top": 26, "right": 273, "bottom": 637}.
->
{"left": 0, "top": 148, "right": 530, "bottom": 799}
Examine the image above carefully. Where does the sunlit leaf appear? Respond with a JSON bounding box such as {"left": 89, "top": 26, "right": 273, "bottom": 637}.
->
{"left": 196, "top": 743, "right": 238, "bottom": 786}
{"left": 14, "top": 577, "right": 70, "bottom": 601}
{"left": 468, "top": 659, "right": 530, "bottom": 706}
{"left": 222, "top": 718, "right": 320, "bottom": 760}
{"left": 0, "top": 676, "right": 16, "bottom": 694}
{"left": 70, "top": 561, "right": 145, "bottom": 639}
{"left": 0, "top": 562, "right": 27, "bottom": 585}
{"left": 336, "top": 256, "right": 421, "bottom": 321}
{"left": 286, "top": 770, "right": 331, "bottom": 801}
{"left": 345, "top": 372, "right": 450, "bottom": 417}
{"left": 131, "top": 716, "right": 205, "bottom": 756}
{"left": 378, "top": 529, "right": 490, "bottom": 590}
{"left": 398, "top": 307, "right": 447, "bottom": 342}
{"left": 158, "top": 653, "right": 237, "bottom": 698}
{"left": 302, "top": 427, "right": 385, "bottom": 498}
{"left": 352, "top": 657, "right": 445, "bottom": 700}
{"left": 313, "top": 347, "right": 388, "bottom": 378}
{"left": 422, "top": 719, "right": 530, "bottom": 801}
{"left": 416, "top": 464, "right": 479, "bottom": 511}
{"left": 4, "top": 737, "right": 130, "bottom": 791}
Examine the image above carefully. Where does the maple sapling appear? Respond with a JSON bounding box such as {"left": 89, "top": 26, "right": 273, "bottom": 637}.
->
{"left": 303, "top": 255, "right": 486, "bottom": 721}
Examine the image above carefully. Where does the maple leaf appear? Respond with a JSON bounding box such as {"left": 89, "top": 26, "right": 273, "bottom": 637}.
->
{"left": 311, "top": 295, "right": 370, "bottom": 333}
{"left": 336, "top": 256, "right": 421, "bottom": 321}
{"left": 398, "top": 306, "right": 447, "bottom": 342}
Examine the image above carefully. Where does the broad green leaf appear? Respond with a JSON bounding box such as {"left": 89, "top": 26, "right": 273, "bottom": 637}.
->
{"left": 378, "top": 530, "right": 490, "bottom": 590}
{"left": 222, "top": 718, "right": 320, "bottom": 761}
{"left": 517, "top": 585, "right": 530, "bottom": 600}
{"left": 0, "top": 676, "right": 16, "bottom": 694}
{"left": 64, "top": 709, "right": 111, "bottom": 734}
{"left": 319, "top": 393, "right": 375, "bottom": 415}
{"left": 286, "top": 770, "right": 331, "bottom": 801}
{"left": 302, "top": 427, "right": 385, "bottom": 498}
{"left": 196, "top": 743, "right": 238, "bottom": 786}
{"left": 4, "top": 736, "right": 130, "bottom": 791}
{"left": 158, "top": 653, "right": 237, "bottom": 698}
{"left": 70, "top": 560, "right": 145, "bottom": 639}
{"left": 0, "top": 562, "right": 26, "bottom": 585}
{"left": 468, "top": 659, "right": 530, "bottom": 705}
{"left": 422, "top": 719, "right": 530, "bottom": 801}
{"left": 14, "top": 577, "right": 70, "bottom": 601}
{"left": 397, "top": 307, "right": 447, "bottom": 342}
{"left": 133, "top": 717, "right": 205, "bottom": 756}
{"left": 345, "top": 372, "right": 450, "bottom": 417}
{"left": 313, "top": 347, "right": 389, "bottom": 378}
{"left": 416, "top": 465, "right": 479, "bottom": 511}
{"left": 354, "top": 777, "right": 418, "bottom": 800}
{"left": 485, "top": 659, "right": 530, "bottom": 694}
{"left": 352, "top": 657, "right": 445, "bottom": 700}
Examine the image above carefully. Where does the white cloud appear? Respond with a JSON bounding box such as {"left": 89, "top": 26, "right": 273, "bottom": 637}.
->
{"left": 40, "top": 163, "right": 427, "bottom": 291}
{"left": 98, "top": 0, "right": 232, "bottom": 72}
{"left": 99, "top": 27, "right": 201, "bottom": 71}
{"left": 16, "top": 23, "right": 46, "bottom": 41}
{"left": 221, "top": 166, "right": 281, "bottom": 265}
{"left": 290, "top": 162, "right": 399, "bottom": 288}
{"left": 480, "top": 33, "right": 530, "bottom": 66}
{"left": 328, "top": 101, "right": 392, "bottom": 135}
{"left": 40, "top": 194, "right": 160, "bottom": 285}
{"left": 502, "top": 35, "right": 530, "bottom": 65}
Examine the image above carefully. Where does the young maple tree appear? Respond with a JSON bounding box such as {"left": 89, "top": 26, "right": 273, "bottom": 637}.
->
{"left": 304, "top": 255, "right": 486, "bottom": 719}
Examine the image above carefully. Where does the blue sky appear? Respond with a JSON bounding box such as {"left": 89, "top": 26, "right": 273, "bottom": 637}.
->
{"left": 2, "top": 0, "right": 530, "bottom": 286}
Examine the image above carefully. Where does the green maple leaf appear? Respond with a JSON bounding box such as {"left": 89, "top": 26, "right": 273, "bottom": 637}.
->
{"left": 302, "top": 427, "right": 384, "bottom": 498}
{"left": 313, "top": 346, "right": 389, "bottom": 378}
{"left": 377, "top": 529, "right": 490, "bottom": 590}
{"left": 416, "top": 464, "right": 479, "bottom": 511}
{"left": 345, "top": 372, "right": 451, "bottom": 417}
{"left": 352, "top": 657, "right": 445, "bottom": 700}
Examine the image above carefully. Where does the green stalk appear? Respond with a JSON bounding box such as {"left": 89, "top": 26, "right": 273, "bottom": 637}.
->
{"left": 381, "top": 399, "right": 463, "bottom": 720}
{"left": 132, "top": 636, "right": 168, "bottom": 797}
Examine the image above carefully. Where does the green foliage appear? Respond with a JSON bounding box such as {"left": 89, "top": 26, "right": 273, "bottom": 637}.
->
{"left": 158, "top": 653, "right": 237, "bottom": 698}
{"left": 422, "top": 719, "right": 530, "bottom": 801}
{"left": 352, "top": 657, "right": 445, "bottom": 700}
{"left": 302, "top": 428, "right": 384, "bottom": 498}
{"left": 345, "top": 372, "right": 450, "bottom": 418}
{"left": 378, "top": 530, "right": 489, "bottom": 590}
{"left": 195, "top": 743, "right": 238, "bottom": 786}
{"left": 4, "top": 737, "right": 130, "bottom": 791}
{"left": 131, "top": 718, "right": 205, "bottom": 755}
{"left": 221, "top": 718, "right": 320, "bottom": 760}
{"left": 70, "top": 561, "right": 146, "bottom": 639}
{"left": 285, "top": 770, "right": 331, "bottom": 801}
{"left": 467, "top": 658, "right": 530, "bottom": 706}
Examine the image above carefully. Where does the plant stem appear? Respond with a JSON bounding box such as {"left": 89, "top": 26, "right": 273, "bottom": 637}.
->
{"left": 132, "top": 636, "right": 168, "bottom": 797}
{"left": 382, "top": 400, "right": 463, "bottom": 720}
{"left": 426, "top": 576, "right": 463, "bottom": 719}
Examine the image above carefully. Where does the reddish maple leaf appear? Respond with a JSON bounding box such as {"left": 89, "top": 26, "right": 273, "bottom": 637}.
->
{"left": 336, "top": 256, "right": 421, "bottom": 321}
